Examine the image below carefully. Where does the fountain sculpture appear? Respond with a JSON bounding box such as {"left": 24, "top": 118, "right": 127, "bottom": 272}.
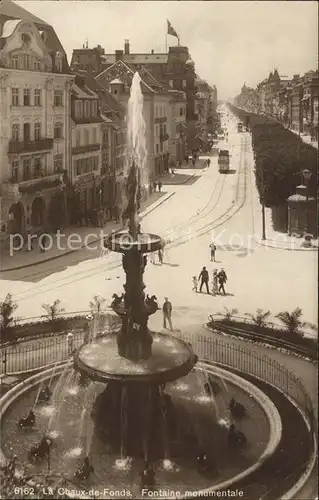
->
{"left": 74, "top": 72, "right": 198, "bottom": 459}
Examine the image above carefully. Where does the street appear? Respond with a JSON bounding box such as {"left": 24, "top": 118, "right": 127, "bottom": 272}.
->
{"left": 1, "top": 111, "right": 317, "bottom": 332}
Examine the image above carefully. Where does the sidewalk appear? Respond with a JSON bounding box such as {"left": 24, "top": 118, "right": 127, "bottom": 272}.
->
{"left": 0, "top": 190, "right": 175, "bottom": 272}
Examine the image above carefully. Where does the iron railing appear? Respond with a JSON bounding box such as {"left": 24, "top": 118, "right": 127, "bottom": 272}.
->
{"left": 0, "top": 319, "right": 315, "bottom": 433}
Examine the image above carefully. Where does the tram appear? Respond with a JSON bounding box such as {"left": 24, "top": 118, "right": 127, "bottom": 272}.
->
{"left": 218, "top": 150, "right": 230, "bottom": 173}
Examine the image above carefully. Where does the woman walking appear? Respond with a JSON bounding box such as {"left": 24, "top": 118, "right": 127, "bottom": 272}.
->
{"left": 212, "top": 269, "right": 219, "bottom": 295}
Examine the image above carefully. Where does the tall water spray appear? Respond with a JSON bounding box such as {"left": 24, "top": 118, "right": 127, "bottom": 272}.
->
{"left": 121, "top": 72, "right": 148, "bottom": 235}
{"left": 126, "top": 72, "right": 147, "bottom": 185}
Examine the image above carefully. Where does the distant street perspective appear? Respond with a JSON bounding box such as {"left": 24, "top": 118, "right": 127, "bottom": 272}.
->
{"left": 0, "top": 1, "right": 318, "bottom": 500}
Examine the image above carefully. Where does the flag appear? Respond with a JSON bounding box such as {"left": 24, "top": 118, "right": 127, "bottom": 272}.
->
{"left": 167, "top": 20, "right": 179, "bottom": 39}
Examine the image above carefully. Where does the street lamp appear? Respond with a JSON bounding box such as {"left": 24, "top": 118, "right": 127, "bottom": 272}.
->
{"left": 301, "top": 168, "right": 312, "bottom": 233}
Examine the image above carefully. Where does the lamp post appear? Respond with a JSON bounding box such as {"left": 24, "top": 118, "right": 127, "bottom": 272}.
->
{"left": 301, "top": 168, "right": 312, "bottom": 233}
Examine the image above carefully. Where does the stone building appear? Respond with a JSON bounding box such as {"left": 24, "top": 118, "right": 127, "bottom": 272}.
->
{"left": 0, "top": 0, "right": 74, "bottom": 242}
{"left": 68, "top": 75, "right": 103, "bottom": 225}
{"left": 95, "top": 58, "right": 172, "bottom": 186}
{"left": 71, "top": 41, "right": 203, "bottom": 154}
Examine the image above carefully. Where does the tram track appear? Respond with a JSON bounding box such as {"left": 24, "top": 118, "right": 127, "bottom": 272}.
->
{"left": 11, "top": 138, "right": 249, "bottom": 302}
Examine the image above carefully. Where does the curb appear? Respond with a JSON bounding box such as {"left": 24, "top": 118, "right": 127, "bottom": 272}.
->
{"left": 255, "top": 237, "right": 319, "bottom": 252}
{"left": 0, "top": 191, "right": 176, "bottom": 273}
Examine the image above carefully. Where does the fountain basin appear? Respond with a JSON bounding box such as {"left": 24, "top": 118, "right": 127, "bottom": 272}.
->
{"left": 74, "top": 333, "right": 197, "bottom": 384}
{"left": 104, "top": 231, "right": 165, "bottom": 254}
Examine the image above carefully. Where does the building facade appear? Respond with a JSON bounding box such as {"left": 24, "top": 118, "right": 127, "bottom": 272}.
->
{"left": 71, "top": 41, "right": 207, "bottom": 154}
{"left": 0, "top": 0, "right": 73, "bottom": 242}
{"left": 69, "top": 75, "right": 103, "bottom": 225}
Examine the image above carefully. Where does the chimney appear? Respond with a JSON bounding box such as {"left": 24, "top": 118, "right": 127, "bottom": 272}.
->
{"left": 115, "top": 50, "right": 124, "bottom": 61}
{"left": 124, "top": 40, "right": 130, "bottom": 55}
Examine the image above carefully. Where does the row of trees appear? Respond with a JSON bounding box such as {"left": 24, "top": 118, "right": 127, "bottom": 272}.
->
{"left": 0, "top": 294, "right": 107, "bottom": 343}
{"left": 218, "top": 307, "right": 316, "bottom": 337}
{"left": 1, "top": 293, "right": 315, "bottom": 342}
{"left": 228, "top": 104, "right": 317, "bottom": 207}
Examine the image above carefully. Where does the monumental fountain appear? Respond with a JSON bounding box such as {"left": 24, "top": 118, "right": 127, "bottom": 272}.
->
{"left": 0, "top": 73, "right": 284, "bottom": 500}
{"left": 74, "top": 72, "right": 198, "bottom": 460}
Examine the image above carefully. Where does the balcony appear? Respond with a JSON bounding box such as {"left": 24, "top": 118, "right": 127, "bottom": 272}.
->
{"left": 19, "top": 173, "right": 63, "bottom": 195}
{"left": 8, "top": 138, "right": 54, "bottom": 155}
{"left": 72, "top": 143, "right": 100, "bottom": 155}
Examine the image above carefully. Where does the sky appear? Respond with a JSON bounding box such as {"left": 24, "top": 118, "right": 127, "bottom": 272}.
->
{"left": 17, "top": 1, "right": 318, "bottom": 100}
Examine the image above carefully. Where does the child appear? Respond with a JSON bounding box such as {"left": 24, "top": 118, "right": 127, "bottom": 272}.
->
{"left": 192, "top": 276, "right": 198, "bottom": 292}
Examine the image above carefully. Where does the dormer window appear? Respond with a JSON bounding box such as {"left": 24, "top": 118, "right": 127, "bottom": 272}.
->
{"left": 21, "top": 33, "right": 31, "bottom": 45}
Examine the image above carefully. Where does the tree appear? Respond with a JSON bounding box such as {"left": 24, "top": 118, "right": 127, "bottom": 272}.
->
{"left": 89, "top": 295, "right": 106, "bottom": 316}
{"left": 0, "top": 293, "right": 18, "bottom": 342}
{"left": 42, "top": 299, "right": 65, "bottom": 323}
{"left": 220, "top": 307, "right": 238, "bottom": 321}
{"left": 275, "top": 307, "right": 314, "bottom": 337}
{"left": 245, "top": 309, "right": 271, "bottom": 328}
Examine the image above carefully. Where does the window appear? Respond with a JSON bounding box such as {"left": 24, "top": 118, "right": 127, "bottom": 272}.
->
{"left": 54, "top": 90, "right": 63, "bottom": 107}
{"left": 54, "top": 154, "right": 63, "bottom": 172}
{"left": 182, "top": 80, "right": 187, "bottom": 89}
{"left": 75, "top": 159, "right": 81, "bottom": 176}
{"left": 180, "top": 107, "right": 184, "bottom": 116}
{"left": 34, "top": 122, "right": 41, "bottom": 141}
{"left": 84, "top": 129, "right": 89, "bottom": 144}
{"left": 34, "top": 157, "right": 42, "bottom": 177}
{"left": 54, "top": 123, "right": 63, "bottom": 139}
{"left": 75, "top": 101, "right": 82, "bottom": 118}
{"left": 12, "top": 124, "right": 20, "bottom": 141}
{"left": 76, "top": 130, "right": 81, "bottom": 146}
{"left": 34, "top": 89, "right": 41, "bottom": 106}
{"left": 93, "top": 156, "right": 98, "bottom": 170}
{"left": 11, "top": 161, "right": 19, "bottom": 182}
{"left": 22, "top": 54, "right": 30, "bottom": 70}
{"left": 92, "top": 128, "right": 97, "bottom": 144}
{"left": 169, "top": 80, "right": 173, "bottom": 88}
{"left": 22, "top": 159, "right": 31, "bottom": 181}
{"left": 11, "top": 88, "right": 19, "bottom": 106}
{"left": 84, "top": 101, "right": 90, "bottom": 117}
{"left": 34, "top": 60, "right": 41, "bottom": 71}
{"left": 156, "top": 144, "right": 159, "bottom": 154}
{"left": 92, "top": 101, "right": 97, "bottom": 116}
{"left": 23, "top": 88, "right": 31, "bottom": 106}
{"left": 12, "top": 55, "right": 19, "bottom": 69}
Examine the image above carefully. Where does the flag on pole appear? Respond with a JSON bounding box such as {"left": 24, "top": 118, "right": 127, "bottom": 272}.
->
{"left": 167, "top": 20, "right": 179, "bottom": 39}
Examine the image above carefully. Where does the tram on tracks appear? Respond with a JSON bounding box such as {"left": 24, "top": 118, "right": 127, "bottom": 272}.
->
{"left": 218, "top": 149, "right": 230, "bottom": 173}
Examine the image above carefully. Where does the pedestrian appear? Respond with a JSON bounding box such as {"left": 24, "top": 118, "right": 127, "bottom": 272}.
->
{"left": 39, "top": 234, "right": 47, "bottom": 253}
{"left": 192, "top": 276, "right": 198, "bottom": 293}
{"left": 217, "top": 268, "right": 227, "bottom": 295}
{"left": 209, "top": 242, "right": 216, "bottom": 262}
{"left": 212, "top": 269, "right": 219, "bottom": 295}
{"left": 158, "top": 181, "right": 162, "bottom": 192}
{"left": 158, "top": 248, "right": 163, "bottom": 264}
{"left": 207, "top": 158, "right": 211, "bottom": 167}
{"left": 153, "top": 181, "right": 157, "bottom": 192}
{"left": 162, "top": 297, "right": 173, "bottom": 330}
{"left": 178, "top": 161, "right": 182, "bottom": 168}
{"left": 198, "top": 266, "right": 210, "bottom": 294}
{"left": 192, "top": 157, "right": 196, "bottom": 168}
{"left": 66, "top": 331, "right": 74, "bottom": 355}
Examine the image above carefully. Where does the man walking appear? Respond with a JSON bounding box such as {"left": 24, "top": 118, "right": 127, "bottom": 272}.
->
{"left": 217, "top": 268, "right": 227, "bottom": 295}
{"left": 198, "top": 266, "right": 210, "bottom": 294}
{"left": 162, "top": 297, "right": 173, "bottom": 330}
{"left": 209, "top": 242, "right": 216, "bottom": 262}
{"left": 158, "top": 181, "right": 162, "bottom": 192}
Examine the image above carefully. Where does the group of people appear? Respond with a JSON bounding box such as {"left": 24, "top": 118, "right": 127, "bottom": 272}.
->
{"left": 193, "top": 266, "right": 228, "bottom": 296}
